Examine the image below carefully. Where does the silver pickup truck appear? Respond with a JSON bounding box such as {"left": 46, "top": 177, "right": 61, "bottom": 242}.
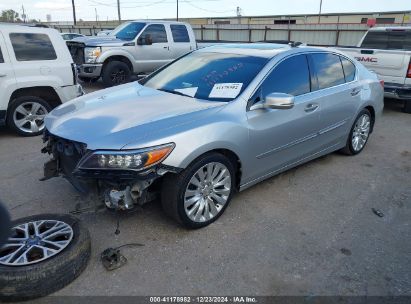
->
{"left": 337, "top": 27, "right": 411, "bottom": 113}
{"left": 67, "top": 20, "right": 197, "bottom": 87}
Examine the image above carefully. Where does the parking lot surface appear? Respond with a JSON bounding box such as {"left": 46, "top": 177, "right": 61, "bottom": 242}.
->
{"left": 0, "top": 83, "right": 410, "bottom": 296}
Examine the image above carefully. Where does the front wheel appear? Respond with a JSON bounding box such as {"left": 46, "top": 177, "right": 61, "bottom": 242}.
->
{"left": 101, "top": 61, "right": 131, "bottom": 87}
{"left": 161, "top": 152, "right": 236, "bottom": 229}
{"left": 340, "top": 109, "right": 372, "bottom": 155}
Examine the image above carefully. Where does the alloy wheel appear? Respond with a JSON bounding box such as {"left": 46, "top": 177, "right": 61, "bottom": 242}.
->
{"left": 352, "top": 113, "right": 371, "bottom": 152}
{"left": 13, "top": 102, "right": 48, "bottom": 134}
{"left": 184, "top": 162, "right": 232, "bottom": 223}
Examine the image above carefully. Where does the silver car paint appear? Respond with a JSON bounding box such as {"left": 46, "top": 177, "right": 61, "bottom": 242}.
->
{"left": 45, "top": 46, "right": 384, "bottom": 191}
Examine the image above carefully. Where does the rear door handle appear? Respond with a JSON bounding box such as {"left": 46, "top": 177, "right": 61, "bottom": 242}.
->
{"left": 351, "top": 88, "right": 361, "bottom": 96}
{"left": 304, "top": 103, "right": 319, "bottom": 113}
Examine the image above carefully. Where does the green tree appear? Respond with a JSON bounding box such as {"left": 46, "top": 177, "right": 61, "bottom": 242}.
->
{"left": 0, "top": 9, "right": 19, "bottom": 22}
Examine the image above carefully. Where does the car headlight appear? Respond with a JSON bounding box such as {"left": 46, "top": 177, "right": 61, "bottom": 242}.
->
{"left": 84, "top": 47, "right": 101, "bottom": 63}
{"left": 77, "top": 143, "right": 175, "bottom": 171}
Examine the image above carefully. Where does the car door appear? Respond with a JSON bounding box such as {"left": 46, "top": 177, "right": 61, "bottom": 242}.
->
{"left": 134, "top": 24, "right": 172, "bottom": 73}
{"left": 246, "top": 54, "right": 322, "bottom": 182}
{"left": 308, "top": 53, "right": 359, "bottom": 148}
{"left": 169, "top": 24, "right": 194, "bottom": 58}
{"left": 0, "top": 31, "right": 17, "bottom": 122}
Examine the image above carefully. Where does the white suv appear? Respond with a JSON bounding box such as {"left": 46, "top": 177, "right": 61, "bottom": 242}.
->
{"left": 0, "top": 24, "right": 83, "bottom": 136}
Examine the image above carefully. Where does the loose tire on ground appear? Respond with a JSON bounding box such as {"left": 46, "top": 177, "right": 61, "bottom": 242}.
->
{"left": 7, "top": 96, "right": 51, "bottom": 137}
{"left": 340, "top": 108, "right": 372, "bottom": 155}
{"left": 0, "top": 214, "right": 91, "bottom": 302}
{"left": 102, "top": 60, "right": 131, "bottom": 87}
{"left": 161, "top": 152, "right": 236, "bottom": 229}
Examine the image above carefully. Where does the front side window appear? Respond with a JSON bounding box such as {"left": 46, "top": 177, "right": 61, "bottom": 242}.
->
{"left": 140, "top": 24, "right": 168, "bottom": 43}
{"left": 170, "top": 24, "right": 190, "bottom": 42}
{"left": 310, "top": 53, "right": 345, "bottom": 90}
{"left": 260, "top": 54, "right": 310, "bottom": 96}
{"left": 111, "top": 22, "right": 146, "bottom": 41}
{"left": 10, "top": 33, "right": 57, "bottom": 61}
{"left": 142, "top": 51, "right": 268, "bottom": 102}
{"left": 341, "top": 57, "right": 356, "bottom": 82}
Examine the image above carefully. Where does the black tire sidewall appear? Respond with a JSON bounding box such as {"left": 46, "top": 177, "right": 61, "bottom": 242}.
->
{"left": 0, "top": 213, "right": 91, "bottom": 302}
{"left": 175, "top": 153, "right": 236, "bottom": 229}
{"left": 347, "top": 109, "right": 372, "bottom": 155}
{"left": 102, "top": 61, "right": 131, "bottom": 87}
{"left": 7, "top": 96, "right": 51, "bottom": 137}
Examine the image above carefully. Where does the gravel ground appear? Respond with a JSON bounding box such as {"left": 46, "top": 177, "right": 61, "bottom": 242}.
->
{"left": 0, "top": 83, "right": 410, "bottom": 296}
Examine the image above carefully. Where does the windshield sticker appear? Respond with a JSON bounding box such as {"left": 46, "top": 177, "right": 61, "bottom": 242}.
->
{"left": 175, "top": 87, "right": 198, "bottom": 97}
{"left": 209, "top": 83, "right": 243, "bottom": 99}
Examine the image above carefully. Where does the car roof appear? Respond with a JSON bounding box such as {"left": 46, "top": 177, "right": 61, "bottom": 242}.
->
{"left": 369, "top": 26, "right": 411, "bottom": 32}
{"left": 127, "top": 20, "right": 190, "bottom": 25}
{"left": 197, "top": 43, "right": 292, "bottom": 58}
{"left": 0, "top": 23, "right": 57, "bottom": 34}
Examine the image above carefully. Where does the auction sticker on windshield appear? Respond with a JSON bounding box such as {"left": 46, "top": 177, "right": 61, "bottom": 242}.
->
{"left": 209, "top": 83, "right": 243, "bottom": 99}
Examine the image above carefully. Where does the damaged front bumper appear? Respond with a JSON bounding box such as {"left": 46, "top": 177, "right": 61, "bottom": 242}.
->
{"left": 41, "top": 131, "right": 180, "bottom": 210}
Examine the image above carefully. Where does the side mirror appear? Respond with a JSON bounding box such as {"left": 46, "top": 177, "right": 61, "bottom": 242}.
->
{"left": 137, "top": 34, "right": 153, "bottom": 45}
{"left": 250, "top": 93, "right": 295, "bottom": 111}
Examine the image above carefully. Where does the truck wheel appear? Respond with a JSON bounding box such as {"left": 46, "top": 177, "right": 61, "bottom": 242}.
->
{"left": 161, "top": 152, "right": 236, "bottom": 229}
{"left": 7, "top": 96, "right": 51, "bottom": 137}
{"left": 404, "top": 100, "right": 411, "bottom": 114}
{"left": 0, "top": 214, "right": 91, "bottom": 302}
{"left": 102, "top": 61, "right": 131, "bottom": 87}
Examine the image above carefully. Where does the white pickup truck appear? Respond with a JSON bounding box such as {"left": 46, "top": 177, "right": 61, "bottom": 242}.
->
{"left": 337, "top": 27, "right": 411, "bottom": 113}
{"left": 67, "top": 20, "right": 197, "bottom": 87}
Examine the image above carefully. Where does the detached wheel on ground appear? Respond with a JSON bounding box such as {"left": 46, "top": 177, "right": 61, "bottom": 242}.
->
{"left": 7, "top": 96, "right": 51, "bottom": 136}
{"left": 0, "top": 214, "right": 91, "bottom": 302}
{"left": 102, "top": 60, "right": 131, "bottom": 87}
{"left": 161, "top": 152, "right": 236, "bottom": 229}
{"left": 340, "top": 108, "right": 372, "bottom": 155}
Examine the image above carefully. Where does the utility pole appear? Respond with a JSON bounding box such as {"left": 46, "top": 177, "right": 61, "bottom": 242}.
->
{"left": 117, "top": 0, "right": 121, "bottom": 22}
{"left": 71, "top": 0, "right": 77, "bottom": 25}
{"left": 318, "top": 0, "right": 323, "bottom": 23}
{"left": 95, "top": 8, "right": 98, "bottom": 22}
{"left": 176, "top": 0, "right": 179, "bottom": 21}
{"left": 21, "top": 5, "right": 27, "bottom": 23}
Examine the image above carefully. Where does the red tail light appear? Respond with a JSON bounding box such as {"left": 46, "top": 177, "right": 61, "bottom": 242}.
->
{"left": 379, "top": 80, "right": 384, "bottom": 88}
{"left": 407, "top": 61, "right": 411, "bottom": 78}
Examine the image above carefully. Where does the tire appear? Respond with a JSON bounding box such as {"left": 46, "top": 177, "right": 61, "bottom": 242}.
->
{"left": 7, "top": 96, "right": 51, "bottom": 137}
{"left": 161, "top": 152, "right": 236, "bottom": 229}
{"left": 101, "top": 60, "right": 131, "bottom": 87}
{"left": 340, "top": 109, "right": 372, "bottom": 155}
{"left": 404, "top": 100, "right": 411, "bottom": 114}
{"left": 0, "top": 214, "right": 91, "bottom": 302}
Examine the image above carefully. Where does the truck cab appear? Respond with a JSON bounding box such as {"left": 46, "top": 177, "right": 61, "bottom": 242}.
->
{"left": 67, "top": 20, "right": 197, "bottom": 87}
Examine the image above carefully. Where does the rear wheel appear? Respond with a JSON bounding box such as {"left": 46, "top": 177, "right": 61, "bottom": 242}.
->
{"left": 340, "top": 109, "right": 372, "bottom": 155}
{"left": 7, "top": 96, "right": 51, "bottom": 136}
{"left": 102, "top": 60, "right": 131, "bottom": 87}
{"left": 161, "top": 152, "right": 236, "bottom": 229}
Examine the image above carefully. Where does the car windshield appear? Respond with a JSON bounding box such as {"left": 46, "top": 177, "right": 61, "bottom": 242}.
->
{"left": 110, "top": 22, "right": 146, "bottom": 41}
{"left": 142, "top": 51, "right": 269, "bottom": 102}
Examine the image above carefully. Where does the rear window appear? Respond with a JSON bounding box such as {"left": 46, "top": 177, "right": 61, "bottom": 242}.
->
{"left": 170, "top": 24, "right": 190, "bottom": 42}
{"left": 361, "top": 31, "right": 411, "bottom": 50}
{"left": 340, "top": 57, "right": 356, "bottom": 82}
{"left": 310, "top": 53, "right": 345, "bottom": 90}
{"left": 10, "top": 33, "right": 57, "bottom": 61}
{"left": 0, "top": 47, "right": 3, "bottom": 63}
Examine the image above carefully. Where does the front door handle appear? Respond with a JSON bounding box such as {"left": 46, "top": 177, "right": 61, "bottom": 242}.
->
{"left": 305, "top": 103, "right": 319, "bottom": 113}
{"left": 351, "top": 88, "right": 361, "bottom": 96}
{"left": 0, "top": 73, "right": 6, "bottom": 77}
{"left": 163, "top": 46, "right": 169, "bottom": 50}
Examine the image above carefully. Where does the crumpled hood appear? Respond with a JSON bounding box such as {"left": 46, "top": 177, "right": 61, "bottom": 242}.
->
{"left": 45, "top": 82, "right": 224, "bottom": 150}
{"left": 72, "top": 35, "right": 126, "bottom": 47}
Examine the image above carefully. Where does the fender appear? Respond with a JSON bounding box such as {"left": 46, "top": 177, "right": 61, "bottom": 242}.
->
{"left": 96, "top": 49, "right": 136, "bottom": 70}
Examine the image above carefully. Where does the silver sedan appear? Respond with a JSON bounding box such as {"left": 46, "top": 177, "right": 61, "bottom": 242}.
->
{"left": 42, "top": 44, "right": 384, "bottom": 228}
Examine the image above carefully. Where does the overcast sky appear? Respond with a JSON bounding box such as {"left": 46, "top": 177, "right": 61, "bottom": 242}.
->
{"left": 1, "top": 0, "right": 410, "bottom": 22}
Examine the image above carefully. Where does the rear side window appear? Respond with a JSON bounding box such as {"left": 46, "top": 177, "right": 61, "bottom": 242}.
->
{"left": 310, "top": 53, "right": 345, "bottom": 90}
{"left": 260, "top": 54, "right": 310, "bottom": 96}
{"left": 10, "top": 33, "right": 57, "bottom": 61}
{"left": 340, "top": 57, "right": 356, "bottom": 82}
{"left": 141, "top": 24, "right": 168, "bottom": 43}
{"left": 170, "top": 25, "right": 190, "bottom": 42}
{"left": 0, "top": 47, "right": 4, "bottom": 63}
{"left": 361, "top": 31, "right": 411, "bottom": 50}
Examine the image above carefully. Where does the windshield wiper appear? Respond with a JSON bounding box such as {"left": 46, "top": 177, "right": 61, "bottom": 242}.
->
{"left": 158, "top": 88, "right": 193, "bottom": 98}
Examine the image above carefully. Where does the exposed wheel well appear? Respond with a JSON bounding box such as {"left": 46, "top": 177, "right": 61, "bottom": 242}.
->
{"left": 103, "top": 56, "right": 133, "bottom": 72}
{"left": 365, "top": 105, "right": 375, "bottom": 132}
{"left": 9, "top": 87, "right": 62, "bottom": 110}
